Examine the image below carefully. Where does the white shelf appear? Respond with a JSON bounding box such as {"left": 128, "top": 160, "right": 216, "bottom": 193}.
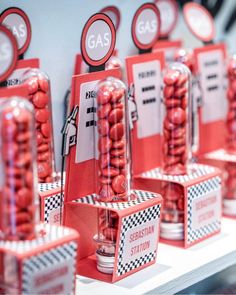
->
{"left": 76, "top": 218, "right": 236, "bottom": 295}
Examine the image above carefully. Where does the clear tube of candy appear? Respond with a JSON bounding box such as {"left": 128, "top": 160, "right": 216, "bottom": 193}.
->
{"left": 95, "top": 77, "right": 131, "bottom": 202}
{"left": 162, "top": 62, "right": 191, "bottom": 175}
{"left": 0, "top": 97, "right": 38, "bottom": 241}
{"left": 94, "top": 77, "right": 133, "bottom": 273}
{"left": 174, "top": 48, "right": 200, "bottom": 157}
{"left": 226, "top": 54, "right": 236, "bottom": 152}
{"left": 161, "top": 62, "right": 191, "bottom": 240}
{"left": 20, "top": 68, "right": 56, "bottom": 183}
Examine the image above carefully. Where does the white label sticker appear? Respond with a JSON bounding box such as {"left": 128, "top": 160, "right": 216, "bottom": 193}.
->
{"left": 156, "top": 0, "right": 176, "bottom": 36}
{"left": 0, "top": 31, "right": 14, "bottom": 76}
{"left": 191, "top": 189, "right": 221, "bottom": 231}
{"left": 2, "top": 13, "right": 27, "bottom": 50}
{"left": 75, "top": 80, "right": 98, "bottom": 163}
{"left": 23, "top": 256, "right": 75, "bottom": 294}
{"left": 133, "top": 60, "right": 161, "bottom": 138}
{"left": 198, "top": 49, "right": 227, "bottom": 123}
{"left": 85, "top": 20, "right": 112, "bottom": 61}
{"left": 135, "top": 9, "right": 158, "bottom": 46}
{"left": 122, "top": 219, "right": 158, "bottom": 265}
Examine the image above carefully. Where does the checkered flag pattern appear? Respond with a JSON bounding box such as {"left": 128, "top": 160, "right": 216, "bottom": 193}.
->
{"left": 22, "top": 241, "right": 77, "bottom": 294}
{"left": 141, "top": 164, "right": 216, "bottom": 183}
{"left": 206, "top": 148, "right": 236, "bottom": 163}
{"left": 44, "top": 193, "right": 63, "bottom": 223}
{"left": 38, "top": 181, "right": 61, "bottom": 192}
{"left": 116, "top": 204, "right": 161, "bottom": 277}
{"left": 73, "top": 190, "right": 159, "bottom": 210}
{"left": 187, "top": 176, "right": 221, "bottom": 245}
{"left": 0, "top": 225, "right": 74, "bottom": 253}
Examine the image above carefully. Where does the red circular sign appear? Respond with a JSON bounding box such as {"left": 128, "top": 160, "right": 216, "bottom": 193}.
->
{"left": 183, "top": 3, "right": 215, "bottom": 43}
{"left": 0, "top": 7, "right": 32, "bottom": 55}
{"left": 0, "top": 25, "right": 18, "bottom": 82}
{"left": 100, "top": 6, "right": 121, "bottom": 31}
{"left": 81, "top": 13, "right": 116, "bottom": 67}
{"left": 155, "top": 0, "right": 178, "bottom": 38}
{"left": 132, "top": 3, "right": 160, "bottom": 51}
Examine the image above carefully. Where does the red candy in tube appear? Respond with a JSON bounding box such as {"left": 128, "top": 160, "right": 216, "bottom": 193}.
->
{"left": 0, "top": 97, "right": 38, "bottom": 241}
{"left": 95, "top": 77, "right": 131, "bottom": 202}
{"left": 21, "top": 69, "right": 55, "bottom": 183}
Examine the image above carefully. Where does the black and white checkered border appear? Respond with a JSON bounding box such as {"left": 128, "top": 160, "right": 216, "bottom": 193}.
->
{"left": 0, "top": 224, "right": 75, "bottom": 254}
{"left": 22, "top": 241, "right": 77, "bottom": 294}
{"left": 116, "top": 204, "right": 161, "bottom": 277}
{"left": 141, "top": 164, "right": 216, "bottom": 183}
{"left": 44, "top": 193, "right": 64, "bottom": 223}
{"left": 205, "top": 148, "right": 236, "bottom": 163}
{"left": 187, "top": 176, "right": 221, "bottom": 244}
{"left": 73, "top": 190, "right": 158, "bottom": 210}
{"left": 38, "top": 181, "right": 61, "bottom": 193}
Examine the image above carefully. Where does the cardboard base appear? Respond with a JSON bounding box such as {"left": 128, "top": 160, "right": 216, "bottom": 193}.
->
{"left": 201, "top": 149, "right": 236, "bottom": 220}
{"left": 134, "top": 164, "right": 222, "bottom": 248}
{"left": 64, "top": 189, "right": 162, "bottom": 283}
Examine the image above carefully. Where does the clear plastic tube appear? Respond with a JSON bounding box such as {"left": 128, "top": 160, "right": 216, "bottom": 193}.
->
{"left": 162, "top": 62, "right": 191, "bottom": 175}
{"left": 161, "top": 62, "right": 191, "bottom": 240}
{"left": 95, "top": 77, "right": 131, "bottom": 202}
{"left": 0, "top": 97, "right": 38, "bottom": 241}
{"left": 226, "top": 54, "right": 236, "bottom": 152}
{"left": 94, "top": 77, "right": 133, "bottom": 273}
{"left": 21, "top": 68, "right": 56, "bottom": 183}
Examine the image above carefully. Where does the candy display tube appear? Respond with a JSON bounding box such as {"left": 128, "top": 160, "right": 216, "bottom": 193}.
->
{"left": 226, "top": 54, "right": 236, "bottom": 152}
{"left": 21, "top": 69, "right": 56, "bottom": 183}
{"left": 174, "top": 48, "right": 199, "bottom": 156}
{"left": 0, "top": 97, "right": 38, "bottom": 241}
{"left": 161, "top": 62, "right": 191, "bottom": 240}
{"left": 94, "top": 77, "right": 132, "bottom": 273}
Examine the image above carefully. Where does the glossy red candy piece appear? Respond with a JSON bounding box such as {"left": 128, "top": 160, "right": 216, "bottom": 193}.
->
{"left": 97, "top": 119, "right": 109, "bottom": 136}
{"left": 99, "top": 185, "right": 115, "bottom": 202}
{"left": 32, "top": 91, "right": 48, "bottom": 108}
{"left": 109, "top": 123, "right": 124, "bottom": 140}
{"left": 97, "top": 103, "right": 111, "bottom": 119}
{"left": 112, "top": 175, "right": 127, "bottom": 194}
{"left": 98, "top": 137, "right": 112, "bottom": 153}
{"left": 102, "top": 167, "right": 119, "bottom": 177}
{"left": 164, "top": 69, "right": 180, "bottom": 85}
{"left": 35, "top": 109, "right": 49, "bottom": 123}
{"left": 108, "top": 108, "right": 123, "bottom": 124}
{"left": 167, "top": 108, "right": 186, "bottom": 124}
{"left": 97, "top": 89, "right": 112, "bottom": 105}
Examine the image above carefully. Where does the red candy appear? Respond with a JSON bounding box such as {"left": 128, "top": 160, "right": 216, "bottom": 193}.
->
{"left": 161, "top": 64, "right": 190, "bottom": 224}
{"left": 96, "top": 78, "right": 130, "bottom": 203}
{"left": 0, "top": 101, "right": 36, "bottom": 241}
{"left": 22, "top": 69, "right": 55, "bottom": 183}
{"left": 112, "top": 175, "right": 127, "bottom": 194}
{"left": 226, "top": 56, "right": 236, "bottom": 152}
{"left": 109, "top": 123, "right": 124, "bottom": 140}
{"left": 33, "top": 91, "right": 48, "bottom": 108}
{"left": 97, "top": 119, "right": 109, "bottom": 136}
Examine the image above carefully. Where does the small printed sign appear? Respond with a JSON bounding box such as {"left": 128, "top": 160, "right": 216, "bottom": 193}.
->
{"left": 0, "top": 7, "right": 31, "bottom": 55}
{"left": 81, "top": 13, "right": 116, "bottom": 67}
{"left": 183, "top": 2, "right": 215, "bottom": 42}
{"left": 0, "top": 25, "right": 18, "bottom": 82}
{"left": 100, "top": 6, "right": 121, "bottom": 31}
{"left": 132, "top": 3, "right": 160, "bottom": 51}
{"left": 155, "top": 0, "right": 178, "bottom": 38}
